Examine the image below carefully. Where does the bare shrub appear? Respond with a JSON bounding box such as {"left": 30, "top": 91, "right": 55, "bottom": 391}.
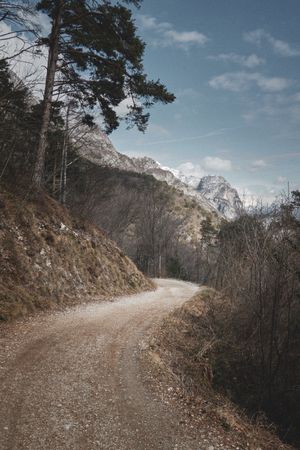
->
{"left": 205, "top": 194, "right": 300, "bottom": 447}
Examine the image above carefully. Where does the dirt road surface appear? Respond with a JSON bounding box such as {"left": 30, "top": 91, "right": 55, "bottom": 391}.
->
{"left": 0, "top": 279, "right": 204, "bottom": 450}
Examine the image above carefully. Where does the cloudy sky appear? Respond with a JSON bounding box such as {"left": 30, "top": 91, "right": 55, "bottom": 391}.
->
{"left": 110, "top": 0, "right": 300, "bottom": 204}
{"left": 1, "top": 0, "right": 299, "bottom": 204}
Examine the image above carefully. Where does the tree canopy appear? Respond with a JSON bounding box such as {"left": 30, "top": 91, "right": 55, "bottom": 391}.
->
{"left": 37, "top": 0, "right": 175, "bottom": 133}
{"left": 29, "top": 0, "right": 175, "bottom": 187}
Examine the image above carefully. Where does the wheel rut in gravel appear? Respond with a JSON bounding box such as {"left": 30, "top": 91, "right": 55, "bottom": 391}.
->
{"left": 0, "top": 279, "right": 202, "bottom": 450}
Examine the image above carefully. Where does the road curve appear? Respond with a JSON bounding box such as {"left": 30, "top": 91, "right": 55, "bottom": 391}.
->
{"left": 0, "top": 279, "right": 200, "bottom": 450}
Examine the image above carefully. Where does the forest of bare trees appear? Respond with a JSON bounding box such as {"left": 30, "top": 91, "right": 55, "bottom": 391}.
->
{"left": 191, "top": 195, "right": 300, "bottom": 446}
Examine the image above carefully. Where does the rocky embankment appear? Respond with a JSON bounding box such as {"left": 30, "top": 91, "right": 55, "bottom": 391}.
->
{"left": 0, "top": 187, "right": 153, "bottom": 321}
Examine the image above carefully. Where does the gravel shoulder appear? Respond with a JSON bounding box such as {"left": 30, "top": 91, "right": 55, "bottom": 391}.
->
{"left": 0, "top": 279, "right": 203, "bottom": 450}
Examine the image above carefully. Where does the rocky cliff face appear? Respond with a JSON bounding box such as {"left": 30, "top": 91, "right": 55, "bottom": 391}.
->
{"left": 79, "top": 129, "right": 243, "bottom": 220}
{"left": 196, "top": 176, "right": 243, "bottom": 220}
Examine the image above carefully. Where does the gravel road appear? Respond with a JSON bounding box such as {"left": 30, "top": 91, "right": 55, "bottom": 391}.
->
{"left": 0, "top": 279, "right": 202, "bottom": 450}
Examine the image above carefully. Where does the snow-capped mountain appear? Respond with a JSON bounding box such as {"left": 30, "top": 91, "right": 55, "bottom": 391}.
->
{"left": 164, "top": 167, "right": 200, "bottom": 188}
{"left": 197, "top": 176, "right": 243, "bottom": 220}
{"left": 79, "top": 129, "right": 242, "bottom": 219}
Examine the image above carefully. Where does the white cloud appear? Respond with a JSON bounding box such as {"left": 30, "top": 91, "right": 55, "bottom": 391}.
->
{"left": 256, "top": 76, "right": 291, "bottom": 92}
{"left": 114, "top": 97, "right": 143, "bottom": 118}
{"left": 203, "top": 156, "right": 232, "bottom": 172}
{"left": 137, "top": 14, "right": 209, "bottom": 49}
{"left": 164, "top": 29, "right": 208, "bottom": 46}
{"left": 138, "top": 15, "right": 171, "bottom": 32}
{"left": 176, "top": 161, "right": 206, "bottom": 180}
{"left": 208, "top": 53, "right": 265, "bottom": 68}
{"left": 251, "top": 159, "right": 267, "bottom": 169}
{"left": 244, "top": 29, "right": 300, "bottom": 57}
{"left": 171, "top": 157, "right": 233, "bottom": 185}
{"left": 209, "top": 71, "right": 292, "bottom": 93}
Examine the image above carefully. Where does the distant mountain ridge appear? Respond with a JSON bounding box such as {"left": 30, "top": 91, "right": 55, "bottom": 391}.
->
{"left": 79, "top": 129, "right": 243, "bottom": 219}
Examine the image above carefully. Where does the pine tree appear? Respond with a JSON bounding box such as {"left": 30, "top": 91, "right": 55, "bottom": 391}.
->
{"left": 33, "top": 0, "right": 175, "bottom": 188}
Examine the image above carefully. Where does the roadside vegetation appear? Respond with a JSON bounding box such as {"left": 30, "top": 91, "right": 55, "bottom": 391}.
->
{"left": 208, "top": 195, "right": 300, "bottom": 447}
{"left": 149, "top": 288, "right": 294, "bottom": 450}
{"left": 151, "top": 194, "right": 300, "bottom": 448}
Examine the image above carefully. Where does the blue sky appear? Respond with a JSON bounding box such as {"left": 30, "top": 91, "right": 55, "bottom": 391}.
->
{"left": 110, "top": 0, "right": 300, "bottom": 204}
{"left": 1, "top": 0, "right": 299, "bottom": 203}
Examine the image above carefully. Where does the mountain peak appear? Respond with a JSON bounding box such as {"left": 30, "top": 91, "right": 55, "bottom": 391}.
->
{"left": 198, "top": 175, "right": 227, "bottom": 185}
{"left": 197, "top": 175, "right": 243, "bottom": 219}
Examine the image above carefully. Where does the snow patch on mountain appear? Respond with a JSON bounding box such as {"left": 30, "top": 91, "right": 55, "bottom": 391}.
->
{"left": 79, "top": 129, "right": 243, "bottom": 219}
{"left": 196, "top": 176, "right": 243, "bottom": 220}
{"left": 163, "top": 166, "right": 200, "bottom": 188}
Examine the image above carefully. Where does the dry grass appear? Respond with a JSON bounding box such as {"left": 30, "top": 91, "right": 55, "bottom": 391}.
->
{"left": 148, "top": 288, "right": 295, "bottom": 450}
{"left": 0, "top": 187, "right": 154, "bottom": 321}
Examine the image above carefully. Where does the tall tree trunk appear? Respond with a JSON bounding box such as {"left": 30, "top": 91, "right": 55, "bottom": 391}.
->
{"left": 59, "top": 102, "right": 71, "bottom": 204}
{"left": 59, "top": 134, "right": 67, "bottom": 204}
{"left": 33, "top": 1, "right": 63, "bottom": 189}
{"left": 52, "top": 148, "right": 57, "bottom": 195}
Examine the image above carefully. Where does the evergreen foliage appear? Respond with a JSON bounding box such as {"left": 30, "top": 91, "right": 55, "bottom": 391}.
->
{"left": 36, "top": 0, "right": 175, "bottom": 133}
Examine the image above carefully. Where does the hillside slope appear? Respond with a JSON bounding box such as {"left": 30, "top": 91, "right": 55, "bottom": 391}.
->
{"left": 0, "top": 187, "right": 153, "bottom": 321}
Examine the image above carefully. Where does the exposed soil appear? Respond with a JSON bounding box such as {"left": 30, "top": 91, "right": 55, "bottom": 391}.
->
{"left": 0, "top": 279, "right": 202, "bottom": 450}
{"left": 0, "top": 187, "right": 153, "bottom": 321}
